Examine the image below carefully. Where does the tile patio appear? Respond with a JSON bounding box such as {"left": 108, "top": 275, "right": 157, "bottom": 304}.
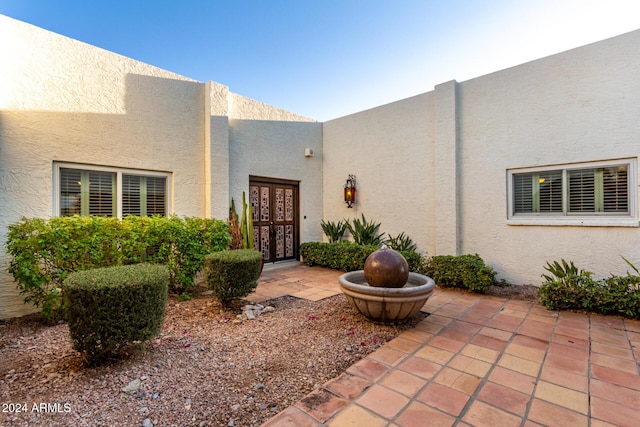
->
{"left": 252, "top": 262, "right": 640, "bottom": 427}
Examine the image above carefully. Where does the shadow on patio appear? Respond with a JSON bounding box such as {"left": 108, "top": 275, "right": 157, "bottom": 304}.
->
{"left": 253, "top": 262, "right": 640, "bottom": 427}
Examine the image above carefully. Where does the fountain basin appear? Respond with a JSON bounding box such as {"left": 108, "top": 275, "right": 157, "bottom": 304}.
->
{"left": 339, "top": 271, "right": 435, "bottom": 324}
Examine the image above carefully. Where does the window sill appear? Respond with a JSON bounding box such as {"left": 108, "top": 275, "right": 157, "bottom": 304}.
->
{"left": 507, "top": 218, "right": 639, "bottom": 227}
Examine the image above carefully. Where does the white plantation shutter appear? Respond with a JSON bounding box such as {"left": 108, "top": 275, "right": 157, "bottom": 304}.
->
{"left": 145, "top": 176, "right": 166, "bottom": 216}
{"left": 88, "top": 172, "right": 115, "bottom": 217}
{"left": 510, "top": 161, "right": 632, "bottom": 219}
{"left": 58, "top": 166, "right": 168, "bottom": 218}
{"left": 123, "top": 175, "right": 142, "bottom": 216}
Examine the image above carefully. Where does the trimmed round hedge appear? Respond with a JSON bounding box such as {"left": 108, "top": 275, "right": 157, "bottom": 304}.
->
{"left": 62, "top": 263, "right": 169, "bottom": 363}
{"left": 205, "top": 249, "right": 263, "bottom": 305}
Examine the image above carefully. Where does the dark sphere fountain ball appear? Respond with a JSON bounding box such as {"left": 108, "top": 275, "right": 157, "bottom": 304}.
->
{"left": 364, "top": 247, "right": 409, "bottom": 288}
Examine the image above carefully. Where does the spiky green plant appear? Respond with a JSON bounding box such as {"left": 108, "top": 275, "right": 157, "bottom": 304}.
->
{"left": 346, "top": 214, "right": 385, "bottom": 246}
{"left": 320, "top": 219, "right": 348, "bottom": 243}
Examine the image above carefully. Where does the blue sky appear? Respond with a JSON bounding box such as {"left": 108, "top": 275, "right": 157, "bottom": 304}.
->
{"left": 1, "top": 0, "right": 638, "bottom": 121}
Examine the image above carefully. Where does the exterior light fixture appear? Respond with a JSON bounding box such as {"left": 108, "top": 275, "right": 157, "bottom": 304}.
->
{"left": 344, "top": 174, "right": 356, "bottom": 208}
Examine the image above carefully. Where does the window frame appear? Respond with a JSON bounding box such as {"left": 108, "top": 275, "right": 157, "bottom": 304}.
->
{"left": 507, "top": 158, "right": 638, "bottom": 227}
{"left": 53, "top": 162, "right": 171, "bottom": 218}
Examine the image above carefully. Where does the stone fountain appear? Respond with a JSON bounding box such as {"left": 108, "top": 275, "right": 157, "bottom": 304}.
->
{"left": 339, "top": 246, "right": 435, "bottom": 324}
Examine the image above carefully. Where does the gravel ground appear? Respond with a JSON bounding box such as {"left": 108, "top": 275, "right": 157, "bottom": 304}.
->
{"left": 0, "top": 292, "right": 425, "bottom": 427}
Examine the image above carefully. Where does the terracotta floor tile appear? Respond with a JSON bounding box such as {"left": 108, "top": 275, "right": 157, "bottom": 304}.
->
{"left": 346, "top": 358, "right": 390, "bottom": 382}
{"left": 425, "top": 314, "right": 454, "bottom": 326}
{"left": 368, "top": 346, "right": 407, "bottom": 366}
{"left": 504, "top": 343, "right": 545, "bottom": 363}
{"left": 511, "top": 334, "right": 549, "bottom": 351}
{"left": 554, "top": 324, "right": 590, "bottom": 340}
{"left": 395, "top": 401, "right": 456, "bottom": 427}
{"left": 528, "top": 399, "right": 588, "bottom": 427}
{"left": 526, "top": 312, "right": 558, "bottom": 324}
{"left": 386, "top": 336, "right": 423, "bottom": 354}
{"left": 591, "top": 352, "right": 639, "bottom": 374}
{"left": 324, "top": 373, "right": 372, "bottom": 401}
{"left": 591, "top": 314, "right": 626, "bottom": 329}
{"left": 414, "top": 345, "right": 454, "bottom": 365}
{"left": 557, "top": 315, "right": 589, "bottom": 332}
{"left": 551, "top": 333, "right": 589, "bottom": 350}
{"left": 517, "top": 320, "right": 554, "bottom": 341}
{"left": 399, "top": 328, "right": 434, "bottom": 343}
{"left": 590, "top": 395, "right": 640, "bottom": 427}
{"left": 398, "top": 356, "right": 442, "bottom": 380}
{"left": 477, "top": 381, "right": 530, "bottom": 416}
{"left": 539, "top": 364, "right": 588, "bottom": 393}
{"left": 417, "top": 382, "right": 470, "bottom": 416}
{"left": 262, "top": 406, "right": 321, "bottom": 427}
{"left": 591, "top": 326, "right": 630, "bottom": 347}
{"left": 448, "top": 354, "right": 492, "bottom": 377}
{"left": 486, "top": 314, "right": 523, "bottom": 332}
{"left": 434, "top": 367, "right": 482, "bottom": 395}
{"left": 356, "top": 384, "right": 410, "bottom": 419}
{"left": 591, "top": 365, "right": 640, "bottom": 390}
{"left": 624, "top": 318, "right": 640, "bottom": 333}
{"left": 462, "top": 401, "right": 522, "bottom": 427}
{"left": 478, "top": 326, "right": 514, "bottom": 342}
{"left": 379, "top": 369, "right": 427, "bottom": 397}
{"left": 592, "top": 341, "right": 635, "bottom": 359}
{"left": 498, "top": 354, "right": 542, "bottom": 377}
{"left": 488, "top": 366, "right": 537, "bottom": 395}
{"left": 590, "top": 420, "right": 620, "bottom": 427}
{"left": 534, "top": 381, "right": 588, "bottom": 414}
{"left": 429, "top": 335, "right": 466, "bottom": 353}
{"left": 590, "top": 378, "right": 640, "bottom": 409}
{"left": 470, "top": 333, "right": 508, "bottom": 352}
{"left": 414, "top": 319, "right": 446, "bottom": 334}
{"left": 458, "top": 312, "right": 490, "bottom": 325}
{"left": 326, "top": 404, "right": 387, "bottom": 427}
{"left": 461, "top": 343, "right": 499, "bottom": 363}
{"left": 501, "top": 308, "right": 528, "bottom": 318}
{"left": 545, "top": 352, "right": 588, "bottom": 375}
{"left": 295, "top": 389, "right": 349, "bottom": 423}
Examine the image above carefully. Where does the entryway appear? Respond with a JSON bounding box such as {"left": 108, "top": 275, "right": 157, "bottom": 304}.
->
{"left": 249, "top": 176, "right": 299, "bottom": 263}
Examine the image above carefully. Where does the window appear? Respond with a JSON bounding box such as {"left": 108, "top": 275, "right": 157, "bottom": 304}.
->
{"left": 55, "top": 163, "right": 169, "bottom": 217}
{"left": 508, "top": 159, "right": 636, "bottom": 226}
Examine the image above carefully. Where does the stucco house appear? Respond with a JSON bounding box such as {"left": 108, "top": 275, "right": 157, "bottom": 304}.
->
{"left": 1, "top": 14, "right": 639, "bottom": 319}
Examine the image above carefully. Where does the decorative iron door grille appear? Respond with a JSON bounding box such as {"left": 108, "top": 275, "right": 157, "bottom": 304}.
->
{"left": 249, "top": 177, "right": 299, "bottom": 263}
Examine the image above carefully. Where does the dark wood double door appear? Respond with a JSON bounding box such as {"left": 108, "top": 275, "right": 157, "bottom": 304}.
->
{"left": 249, "top": 177, "right": 299, "bottom": 263}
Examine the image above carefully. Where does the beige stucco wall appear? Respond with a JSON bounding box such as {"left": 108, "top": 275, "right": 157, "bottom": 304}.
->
{"left": 456, "top": 29, "right": 640, "bottom": 285}
{"left": 0, "top": 16, "right": 219, "bottom": 318}
{"left": 0, "top": 15, "right": 323, "bottom": 318}
{"left": 324, "top": 29, "right": 640, "bottom": 286}
{"left": 228, "top": 93, "right": 324, "bottom": 244}
{"left": 322, "top": 93, "right": 437, "bottom": 255}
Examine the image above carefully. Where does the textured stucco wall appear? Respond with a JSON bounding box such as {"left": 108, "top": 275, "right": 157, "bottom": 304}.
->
{"left": 324, "top": 29, "right": 640, "bottom": 285}
{"left": 228, "top": 93, "right": 323, "bottom": 244}
{"left": 0, "top": 15, "right": 208, "bottom": 318}
{"left": 455, "top": 29, "right": 640, "bottom": 285}
{"left": 322, "top": 94, "right": 436, "bottom": 255}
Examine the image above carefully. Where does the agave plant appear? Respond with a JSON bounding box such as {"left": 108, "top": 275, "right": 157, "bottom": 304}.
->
{"left": 346, "top": 214, "right": 385, "bottom": 246}
{"left": 320, "top": 219, "right": 348, "bottom": 243}
{"left": 387, "top": 232, "right": 418, "bottom": 252}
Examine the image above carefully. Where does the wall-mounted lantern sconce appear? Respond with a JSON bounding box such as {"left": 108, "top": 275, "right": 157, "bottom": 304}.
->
{"left": 344, "top": 174, "right": 356, "bottom": 208}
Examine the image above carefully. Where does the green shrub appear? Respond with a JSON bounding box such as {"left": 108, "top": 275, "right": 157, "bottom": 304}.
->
{"left": 538, "top": 258, "right": 640, "bottom": 318}
{"left": 424, "top": 254, "right": 497, "bottom": 293}
{"left": 299, "top": 241, "right": 423, "bottom": 272}
{"left": 320, "top": 219, "right": 348, "bottom": 243}
{"left": 62, "top": 264, "right": 169, "bottom": 364}
{"left": 204, "top": 249, "right": 263, "bottom": 305}
{"left": 6, "top": 216, "right": 230, "bottom": 320}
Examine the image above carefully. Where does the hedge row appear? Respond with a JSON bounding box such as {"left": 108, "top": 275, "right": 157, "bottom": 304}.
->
{"left": 6, "top": 216, "right": 230, "bottom": 320}
{"left": 299, "top": 241, "right": 423, "bottom": 272}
